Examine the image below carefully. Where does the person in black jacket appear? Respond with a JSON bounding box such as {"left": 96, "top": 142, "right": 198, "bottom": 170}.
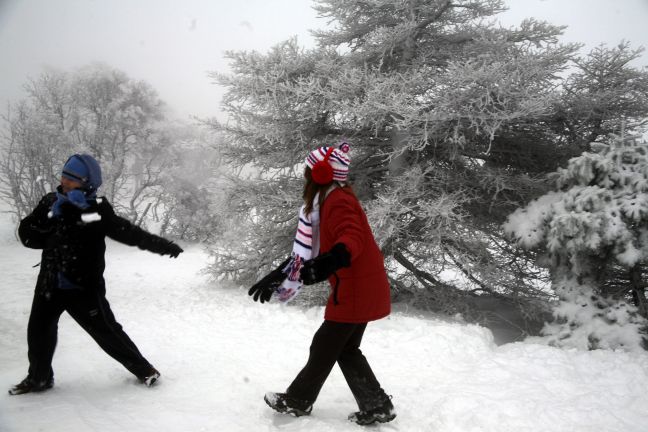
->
{"left": 8, "top": 154, "right": 183, "bottom": 395}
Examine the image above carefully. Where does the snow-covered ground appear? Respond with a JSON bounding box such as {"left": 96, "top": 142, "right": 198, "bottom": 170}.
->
{"left": 1, "top": 211, "right": 647, "bottom": 432}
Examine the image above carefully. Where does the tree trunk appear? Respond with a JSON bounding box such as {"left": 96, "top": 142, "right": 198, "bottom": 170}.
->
{"left": 629, "top": 264, "right": 648, "bottom": 318}
{"left": 388, "top": 127, "right": 411, "bottom": 177}
{"left": 387, "top": 0, "right": 418, "bottom": 177}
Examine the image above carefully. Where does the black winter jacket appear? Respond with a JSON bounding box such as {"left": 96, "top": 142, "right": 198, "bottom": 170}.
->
{"left": 19, "top": 192, "right": 177, "bottom": 293}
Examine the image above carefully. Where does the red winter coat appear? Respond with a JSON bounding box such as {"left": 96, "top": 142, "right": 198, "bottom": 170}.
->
{"left": 319, "top": 187, "right": 391, "bottom": 323}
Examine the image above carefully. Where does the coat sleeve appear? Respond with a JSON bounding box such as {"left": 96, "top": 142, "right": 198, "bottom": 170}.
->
{"left": 323, "top": 191, "right": 366, "bottom": 261}
{"left": 100, "top": 199, "right": 176, "bottom": 255}
{"left": 18, "top": 193, "right": 57, "bottom": 249}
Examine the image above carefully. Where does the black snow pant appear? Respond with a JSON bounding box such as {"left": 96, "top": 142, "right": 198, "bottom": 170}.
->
{"left": 286, "top": 320, "right": 389, "bottom": 411}
{"left": 26, "top": 285, "right": 154, "bottom": 384}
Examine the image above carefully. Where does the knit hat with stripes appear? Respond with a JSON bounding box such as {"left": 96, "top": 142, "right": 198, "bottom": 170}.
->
{"left": 305, "top": 141, "right": 351, "bottom": 184}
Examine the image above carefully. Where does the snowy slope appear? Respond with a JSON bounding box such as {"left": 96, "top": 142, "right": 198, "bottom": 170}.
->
{"left": 1, "top": 213, "right": 647, "bottom": 432}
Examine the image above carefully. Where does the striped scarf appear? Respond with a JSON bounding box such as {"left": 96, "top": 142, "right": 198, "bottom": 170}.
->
{"left": 275, "top": 197, "right": 321, "bottom": 303}
{"left": 275, "top": 184, "right": 339, "bottom": 302}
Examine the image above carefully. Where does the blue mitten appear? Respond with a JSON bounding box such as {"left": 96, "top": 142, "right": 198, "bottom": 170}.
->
{"left": 50, "top": 192, "right": 67, "bottom": 218}
{"left": 50, "top": 190, "right": 90, "bottom": 219}
{"left": 66, "top": 189, "right": 90, "bottom": 209}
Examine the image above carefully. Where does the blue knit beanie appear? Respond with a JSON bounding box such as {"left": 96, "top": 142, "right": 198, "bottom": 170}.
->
{"left": 62, "top": 154, "right": 102, "bottom": 192}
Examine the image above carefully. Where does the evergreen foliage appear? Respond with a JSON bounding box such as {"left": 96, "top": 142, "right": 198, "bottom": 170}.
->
{"left": 505, "top": 133, "right": 648, "bottom": 351}
{"left": 208, "top": 0, "right": 648, "bottom": 337}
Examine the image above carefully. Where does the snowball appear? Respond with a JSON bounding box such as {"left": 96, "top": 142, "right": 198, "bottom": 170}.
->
{"left": 81, "top": 212, "right": 102, "bottom": 223}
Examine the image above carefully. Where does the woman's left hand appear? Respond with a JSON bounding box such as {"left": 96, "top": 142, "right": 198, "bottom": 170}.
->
{"left": 300, "top": 243, "right": 351, "bottom": 285}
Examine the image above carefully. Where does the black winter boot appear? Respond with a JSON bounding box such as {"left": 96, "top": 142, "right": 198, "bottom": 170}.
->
{"left": 264, "top": 392, "right": 313, "bottom": 417}
{"left": 348, "top": 396, "right": 396, "bottom": 425}
{"left": 8, "top": 376, "right": 54, "bottom": 396}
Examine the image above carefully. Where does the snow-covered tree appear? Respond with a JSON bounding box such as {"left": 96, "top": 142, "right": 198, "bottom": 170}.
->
{"left": 0, "top": 69, "right": 75, "bottom": 217}
{"left": 0, "top": 63, "right": 221, "bottom": 234}
{"left": 0, "top": 63, "right": 163, "bottom": 219}
{"left": 151, "top": 127, "right": 224, "bottom": 242}
{"left": 552, "top": 42, "right": 648, "bottom": 153}
{"left": 208, "top": 0, "right": 648, "bottom": 333}
{"left": 504, "top": 133, "right": 648, "bottom": 351}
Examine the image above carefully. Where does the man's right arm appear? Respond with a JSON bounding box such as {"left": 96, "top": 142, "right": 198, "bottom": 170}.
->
{"left": 18, "top": 193, "right": 56, "bottom": 249}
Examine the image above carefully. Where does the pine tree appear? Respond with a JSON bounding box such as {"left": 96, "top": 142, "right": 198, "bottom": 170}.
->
{"left": 209, "top": 0, "right": 648, "bottom": 333}
{"left": 504, "top": 133, "right": 648, "bottom": 351}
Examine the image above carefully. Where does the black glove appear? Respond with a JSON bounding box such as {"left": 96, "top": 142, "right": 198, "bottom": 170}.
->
{"left": 300, "top": 243, "right": 351, "bottom": 285}
{"left": 163, "top": 241, "right": 183, "bottom": 258}
{"left": 248, "top": 257, "right": 290, "bottom": 303}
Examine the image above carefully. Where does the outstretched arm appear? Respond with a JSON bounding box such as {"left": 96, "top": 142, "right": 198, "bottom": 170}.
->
{"left": 102, "top": 200, "right": 183, "bottom": 258}
{"left": 248, "top": 257, "right": 291, "bottom": 303}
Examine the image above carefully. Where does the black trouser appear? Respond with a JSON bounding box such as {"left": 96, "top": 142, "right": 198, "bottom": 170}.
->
{"left": 286, "top": 321, "right": 389, "bottom": 411}
{"left": 26, "top": 286, "right": 153, "bottom": 383}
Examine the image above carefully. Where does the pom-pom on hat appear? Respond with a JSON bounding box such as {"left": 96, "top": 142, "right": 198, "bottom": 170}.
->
{"left": 305, "top": 141, "right": 351, "bottom": 185}
{"left": 62, "top": 154, "right": 103, "bottom": 192}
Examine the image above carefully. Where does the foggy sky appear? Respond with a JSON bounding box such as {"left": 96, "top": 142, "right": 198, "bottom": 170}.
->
{"left": 1, "top": 0, "right": 647, "bottom": 121}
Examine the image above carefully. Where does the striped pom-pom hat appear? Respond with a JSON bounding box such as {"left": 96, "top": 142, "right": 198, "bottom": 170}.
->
{"left": 305, "top": 141, "right": 351, "bottom": 183}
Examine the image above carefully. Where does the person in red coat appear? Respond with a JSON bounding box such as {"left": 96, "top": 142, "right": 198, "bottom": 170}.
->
{"left": 248, "top": 142, "right": 395, "bottom": 426}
